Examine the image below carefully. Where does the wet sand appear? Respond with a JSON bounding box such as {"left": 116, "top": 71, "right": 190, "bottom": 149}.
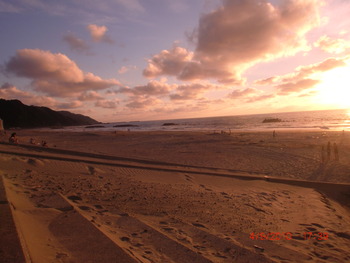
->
{"left": 1, "top": 130, "right": 350, "bottom": 262}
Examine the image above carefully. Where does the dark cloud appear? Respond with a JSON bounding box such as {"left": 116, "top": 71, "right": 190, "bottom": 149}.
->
{"left": 56, "top": 101, "right": 83, "bottom": 109}
{"left": 63, "top": 33, "right": 90, "bottom": 54}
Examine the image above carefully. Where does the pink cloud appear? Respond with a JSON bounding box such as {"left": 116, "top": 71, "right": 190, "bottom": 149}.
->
{"left": 228, "top": 87, "right": 274, "bottom": 103}
{"left": 228, "top": 88, "right": 258, "bottom": 99}
{"left": 118, "top": 65, "right": 137, "bottom": 74}
{"left": 125, "top": 97, "right": 161, "bottom": 109}
{"left": 78, "top": 91, "right": 103, "bottom": 101}
{"left": 246, "top": 94, "right": 275, "bottom": 103}
{"left": 170, "top": 83, "right": 216, "bottom": 101}
{"left": 5, "top": 49, "right": 122, "bottom": 97}
{"left": 87, "top": 24, "right": 113, "bottom": 43}
{"left": 6, "top": 49, "right": 84, "bottom": 82}
{"left": 95, "top": 99, "right": 118, "bottom": 109}
{"left": 0, "top": 82, "right": 57, "bottom": 107}
{"left": 143, "top": 46, "right": 193, "bottom": 78}
{"left": 144, "top": 0, "right": 322, "bottom": 84}
{"left": 118, "top": 80, "right": 174, "bottom": 97}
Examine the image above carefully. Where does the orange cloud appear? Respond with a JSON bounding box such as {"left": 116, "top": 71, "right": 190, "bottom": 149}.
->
{"left": 228, "top": 87, "right": 274, "bottom": 103}
{"left": 276, "top": 79, "right": 320, "bottom": 95}
{"left": 228, "top": 88, "right": 258, "bottom": 99}
{"left": 255, "top": 56, "right": 348, "bottom": 95}
{"left": 315, "top": 35, "right": 350, "bottom": 54}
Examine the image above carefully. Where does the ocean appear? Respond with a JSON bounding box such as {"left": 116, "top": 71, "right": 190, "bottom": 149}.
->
{"left": 61, "top": 109, "right": 350, "bottom": 132}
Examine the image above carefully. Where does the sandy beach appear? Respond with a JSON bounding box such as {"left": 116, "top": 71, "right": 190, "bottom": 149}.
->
{"left": 1, "top": 129, "right": 350, "bottom": 262}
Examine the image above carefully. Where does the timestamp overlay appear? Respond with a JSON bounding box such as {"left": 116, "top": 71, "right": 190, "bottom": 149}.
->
{"left": 249, "top": 232, "right": 329, "bottom": 241}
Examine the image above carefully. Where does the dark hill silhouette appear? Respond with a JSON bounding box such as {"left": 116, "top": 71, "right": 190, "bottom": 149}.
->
{"left": 0, "top": 99, "right": 99, "bottom": 129}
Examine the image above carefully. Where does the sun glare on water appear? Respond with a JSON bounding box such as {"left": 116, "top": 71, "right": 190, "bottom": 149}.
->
{"left": 316, "top": 66, "right": 350, "bottom": 108}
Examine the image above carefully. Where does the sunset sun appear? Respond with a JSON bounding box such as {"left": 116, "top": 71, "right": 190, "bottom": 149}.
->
{"left": 316, "top": 66, "right": 350, "bottom": 108}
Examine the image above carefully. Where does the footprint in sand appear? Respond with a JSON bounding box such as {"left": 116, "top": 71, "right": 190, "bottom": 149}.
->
{"left": 329, "top": 231, "right": 350, "bottom": 240}
{"left": 87, "top": 166, "right": 96, "bottom": 175}
{"left": 67, "top": 195, "right": 82, "bottom": 202}
{"left": 120, "top": 236, "right": 130, "bottom": 242}
{"left": 78, "top": 206, "right": 91, "bottom": 211}
{"left": 192, "top": 223, "right": 207, "bottom": 229}
{"left": 220, "top": 192, "right": 232, "bottom": 199}
{"left": 306, "top": 227, "right": 317, "bottom": 232}
{"left": 94, "top": 204, "right": 104, "bottom": 210}
{"left": 184, "top": 174, "right": 193, "bottom": 182}
{"left": 199, "top": 184, "right": 213, "bottom": 191}
{"left": 27, "top": 158, "right": 45, "bottom": 166}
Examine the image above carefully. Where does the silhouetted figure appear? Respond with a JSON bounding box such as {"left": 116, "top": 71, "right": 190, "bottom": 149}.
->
{"left": 327, "top": 141, "right": 331, "bottom": 161}
{"left": 273, "top": 130, "right": 276, "bottom": 138}
{"left": 333, "top": 142, "right": 339, "bottom": 161}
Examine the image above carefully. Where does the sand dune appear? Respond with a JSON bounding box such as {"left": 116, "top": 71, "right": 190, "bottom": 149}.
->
{"left": 1, "top": 130, "right": 350, "bottom": 262}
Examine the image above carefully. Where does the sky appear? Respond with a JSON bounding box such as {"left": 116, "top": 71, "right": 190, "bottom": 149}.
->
{"left": 1, "top": 0, "right": 350, "bottom": 122}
